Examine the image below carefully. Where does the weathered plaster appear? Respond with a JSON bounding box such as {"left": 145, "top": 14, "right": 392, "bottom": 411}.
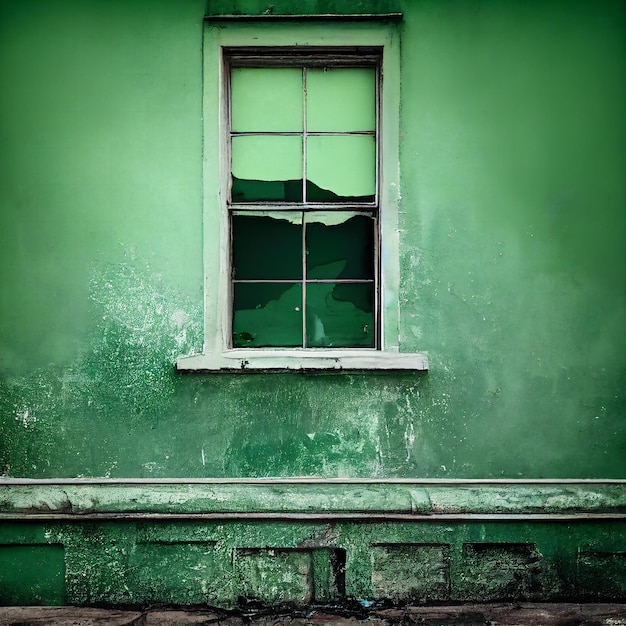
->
{"left": 2, "top": 517, "right": 625, "bottom": 606}
{"left": 1, "top": 480, "right": 625, "bottom": 518}
{"left": 1, "top": 0, "right": 625, "bottom": 608}
{"left": 1, "top": 0, "right": 625, "bottom": 482}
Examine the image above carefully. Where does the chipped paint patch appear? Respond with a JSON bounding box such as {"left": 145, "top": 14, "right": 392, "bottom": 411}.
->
{"left": 14, "top": 408, "right": 36, "bottom": 428}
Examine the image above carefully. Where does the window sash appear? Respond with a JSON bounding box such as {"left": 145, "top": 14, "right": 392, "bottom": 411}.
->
{"left": 226, "top": 51, "right": 381, "bottom": 210}
{"left": 225, "top": 50, "right": 382, "bottom": 349}
{"left": 230, "top": 208, "right": 380, "bottom": 348}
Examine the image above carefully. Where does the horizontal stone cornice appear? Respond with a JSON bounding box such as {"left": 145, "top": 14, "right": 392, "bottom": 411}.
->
{"left": 1, "top": 478, "right": 624, "bottom": 521}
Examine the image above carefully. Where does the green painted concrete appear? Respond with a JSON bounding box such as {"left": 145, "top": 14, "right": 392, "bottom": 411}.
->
{"left": 2, "top": 480, "right": 626, "bottom": 517}
{"left": 0, "top": 0, "right": 625, "bottom": 608}
{"left": 1, "top": 517, "right": 625, "bottom": 606}
{"left": 1, "top": 0, "right": 624, "bottom": 480}
{"left": 0, "top": 0, "right": 626, "bottom": 477}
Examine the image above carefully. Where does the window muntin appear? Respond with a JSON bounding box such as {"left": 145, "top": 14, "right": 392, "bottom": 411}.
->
{"left": 227, "top": 50, "right": 380, "bottom": 349}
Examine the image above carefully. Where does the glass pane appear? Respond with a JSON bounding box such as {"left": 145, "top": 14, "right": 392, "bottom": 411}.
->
{"left": 307, "top": 68, "right": 376, "bottom": 132}
{"left": 306, "top": 213, "right": 374, "bottom": 280}
{"left": 233, "top": 282, "right": 302, "bottom": 347}
{"left": 232, "top": 213, "right": 302, "bottom": 280}
{"left": 307, "top": 135, "right": 375, "bottom": 202}
{"left": 231, "top": 68, "right": 303, "bottom": 132}
{"left": 232, "top": 135, "right": 303, "bottom": 202}
{"left": 306, "top": 283, "right": 374, "bottom": 348}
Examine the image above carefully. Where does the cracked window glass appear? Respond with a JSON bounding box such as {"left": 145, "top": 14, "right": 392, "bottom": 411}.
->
{"left": 306, "top": 213, "right": 374, "bottom": 280}
{"left": 227, "top": 54, "right": 379, "bottom": 349}
{"left": 231, "top": 211, "right": 375, "bottom": 348}
{"left": 231, "top": 136, "right": 303, "bottom": 202}
{"left": 307, "top": 135, "right": 376, "bottom": 202}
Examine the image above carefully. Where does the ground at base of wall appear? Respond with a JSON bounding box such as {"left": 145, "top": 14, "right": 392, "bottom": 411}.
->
{"left": 0, "top": 604, "right": 625, "bottom": 626}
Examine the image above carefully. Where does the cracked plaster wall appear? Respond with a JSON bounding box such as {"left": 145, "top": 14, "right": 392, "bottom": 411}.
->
{"left": 0, "top": 0, "right": 625, "bottom": 479}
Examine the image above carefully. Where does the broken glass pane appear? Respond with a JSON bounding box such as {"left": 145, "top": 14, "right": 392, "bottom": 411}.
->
{"left": 233, "top": 282, "right": 302, "bottom": 347}
{"left": 231, "top": 68, "right": 303, "bottom": 132}
{"left": 306, "top": 283, "right": 374, "bottom": 348}
{"left": 232, "top": 135, "right": 303, "bottom": 202}
{"left": 232, "top": 213, "right": 302, "bottom": 280}
{"left": 307, "top": 135, "right": 375, "bottom": 202}
{"left": 306, "top": 213, "right": 374, "bottom": 280}
{"left": 306, "top": 68, "right": 375, "bottom": 132}
{"left": 232, "top": 178, "right": 304, "bottom": 203}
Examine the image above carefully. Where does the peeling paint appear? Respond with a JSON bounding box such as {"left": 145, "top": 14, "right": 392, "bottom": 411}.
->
{"left": 0, "top": 0, "right": 625, "bottom": 608}
{"left": 14, "top": 408, "right": 36, "bottom": 428}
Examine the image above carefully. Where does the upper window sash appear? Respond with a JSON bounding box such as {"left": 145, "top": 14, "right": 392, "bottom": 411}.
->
{"left": 225, "top": 51, "right": 381, "bottom": 210}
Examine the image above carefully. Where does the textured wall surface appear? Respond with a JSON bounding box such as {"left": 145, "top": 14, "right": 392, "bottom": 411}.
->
{"left": 0, "top": 0, "right": 625, "bottom": 607}
{"left": 1, "top": 0, "right": 625, "bottom": 480}
{"left": 1, "top": 510, "right": 625, "bottom": 606}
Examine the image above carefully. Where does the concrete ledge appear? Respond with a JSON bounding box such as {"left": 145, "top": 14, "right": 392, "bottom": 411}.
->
{"left": 176, "top": 350, "right": 429, "bottom": 373}
{"left": 0, "top": 604, "right": 625, "bottom": 626}
{"left": 1, "top": 479, "right": 625, "bottom": 520}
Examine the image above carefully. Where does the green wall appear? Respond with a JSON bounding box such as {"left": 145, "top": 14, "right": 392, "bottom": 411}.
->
{"left": 1, "top": 0, "right": 625, "bottom": 479}
{"left": 3, "top": 516, "right": 626, "bottom": 606}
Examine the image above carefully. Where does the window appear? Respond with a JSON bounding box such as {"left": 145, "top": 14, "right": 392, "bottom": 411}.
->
{"left": 228, "top": 51, "right": 379, "bottom": 349}
{"left": 177, "top": 18, "right": 427, "bottom": 372}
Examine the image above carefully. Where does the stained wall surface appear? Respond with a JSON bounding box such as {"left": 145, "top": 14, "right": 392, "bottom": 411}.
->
{"left": 1, "top": 0, "right": 625, "bottom": 609}
{"left": 2, "top": 0, "right": 624, "bottom": 480}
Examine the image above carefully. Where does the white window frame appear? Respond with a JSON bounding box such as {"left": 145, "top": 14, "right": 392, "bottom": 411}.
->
{"left": 177, "top": 18, "right": 428, "bottom": 372}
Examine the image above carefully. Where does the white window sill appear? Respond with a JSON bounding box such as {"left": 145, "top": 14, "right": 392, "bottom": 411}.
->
{"left": 176, "top": 350, "right": 428, "bottom": 372}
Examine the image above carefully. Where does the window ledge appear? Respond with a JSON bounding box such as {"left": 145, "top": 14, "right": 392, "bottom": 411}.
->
{"left": 176, "top": 350, "right": 428, "bottom": 373}
{"left": 206, "top": 14, "right": 404, "bottom": 23}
